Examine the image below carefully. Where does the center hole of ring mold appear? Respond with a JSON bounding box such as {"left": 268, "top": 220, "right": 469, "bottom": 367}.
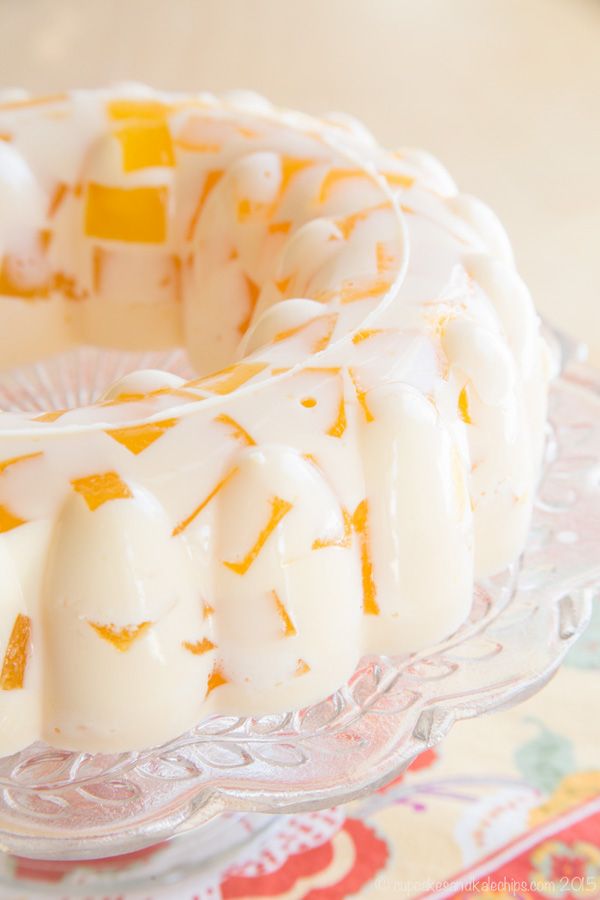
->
{"left": 0, "top": 94, "right": 409, "bottom": 434}
{"left": 0, "top": 347, "right": 196, "bottom": 414}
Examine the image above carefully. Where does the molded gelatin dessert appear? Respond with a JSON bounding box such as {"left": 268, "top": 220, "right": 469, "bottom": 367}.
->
{"left": 0, "top": 87, "right": 551, "bottom": 755}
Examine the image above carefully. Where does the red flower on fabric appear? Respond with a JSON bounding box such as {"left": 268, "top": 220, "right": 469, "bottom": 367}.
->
{"left": 551, "top": 853, "right": 587, "bottom": 881}
{"left": 529, "top": 839, "right": 600, "bottom": 898}
{"left": 221, "top": 818, "right": 389, "bottom": 898}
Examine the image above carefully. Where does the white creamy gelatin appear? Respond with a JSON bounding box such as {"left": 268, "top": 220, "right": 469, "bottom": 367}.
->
{"left": 0, "top": 88, "right": 551, "bottom": 755}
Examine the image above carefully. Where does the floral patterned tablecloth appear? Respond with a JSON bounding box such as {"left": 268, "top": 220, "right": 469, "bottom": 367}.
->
{"left": 9, "top": 601, "right": 600, "bottom": 899}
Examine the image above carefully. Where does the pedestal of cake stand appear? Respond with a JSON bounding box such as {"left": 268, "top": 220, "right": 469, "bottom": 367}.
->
{"left": 0, "top": 813, "right": 287, "bottom": 897}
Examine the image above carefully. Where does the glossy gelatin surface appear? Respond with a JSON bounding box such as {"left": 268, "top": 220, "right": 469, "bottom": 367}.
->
{"left": 0, "top": 88, "right": 551, "bottom": 755}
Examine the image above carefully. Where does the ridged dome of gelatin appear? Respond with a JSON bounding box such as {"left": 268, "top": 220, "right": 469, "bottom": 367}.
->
{"left": 0, "top": 87, "right": 551, "bottom": 755}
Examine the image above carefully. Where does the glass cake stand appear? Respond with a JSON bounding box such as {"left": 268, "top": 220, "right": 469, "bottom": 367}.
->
{"left": 0, "top": 345, "right": 597, "bottom": 897}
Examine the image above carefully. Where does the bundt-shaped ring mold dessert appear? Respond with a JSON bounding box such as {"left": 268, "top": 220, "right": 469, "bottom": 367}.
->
{"left": 0, "top": 87, "right": 551, "bottom": 755}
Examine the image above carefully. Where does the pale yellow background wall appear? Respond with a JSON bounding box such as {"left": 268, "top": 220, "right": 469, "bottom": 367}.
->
{"left": 1, "top": 0, "right": 599, "bottom": 361}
